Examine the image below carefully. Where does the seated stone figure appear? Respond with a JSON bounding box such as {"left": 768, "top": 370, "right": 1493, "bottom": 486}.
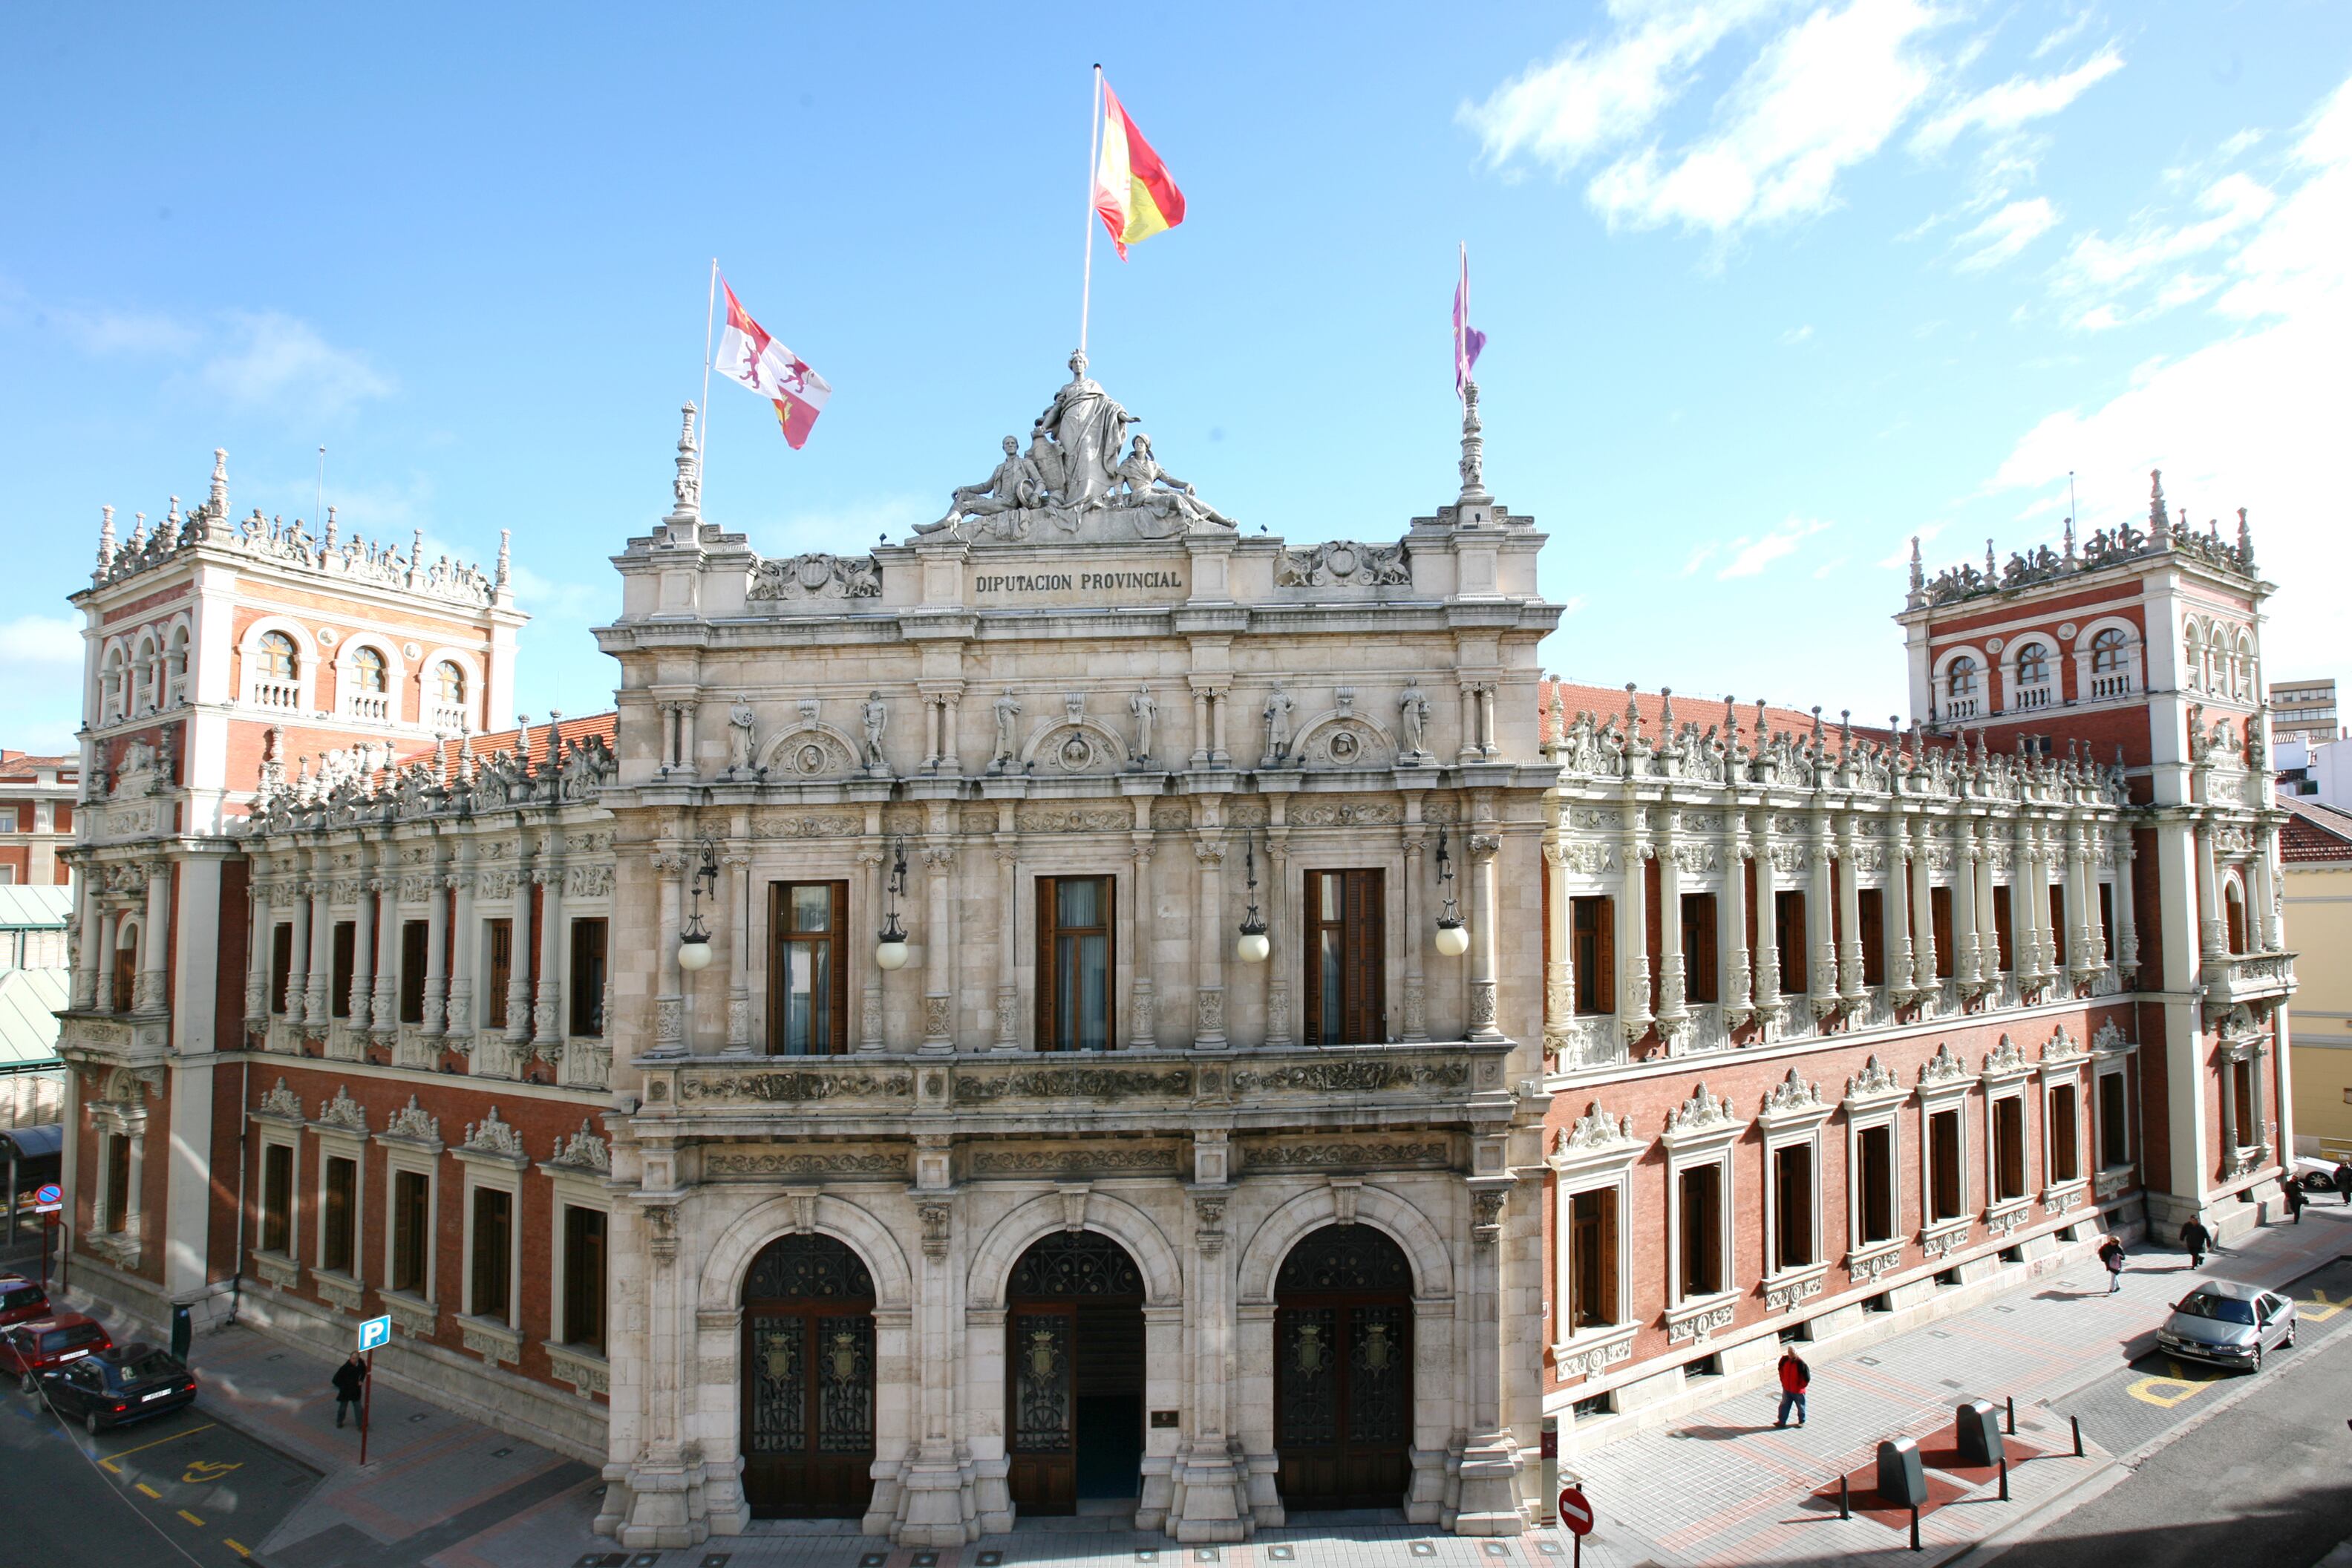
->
{"left": 1111, "top": 435, "right": 1236, "bottom": 533}
{"left": 921, "top": 437, "right": 1048, "bottom": 535}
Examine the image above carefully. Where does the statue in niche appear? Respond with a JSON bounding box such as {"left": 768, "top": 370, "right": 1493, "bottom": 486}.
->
{"left": 1113, "top": 435, "right": 1237, "bottom": 532}
{"left": 991, "top": 688, "right": 1022, "bottom": 772}
{"left": 1399, "top": 683, "right": 1430, "bottom": 757}
{"left": 1262, "top": 686, "right": 1296, "bottom": 765}
{"left": 860, "top": 691, "right": 888, "bottom": 771}
{"left": 1129, "top": 685, "right": 1157, "bottom": 764}
{"left": 922, "top": 435, "right": 1049, "bottom": 536}
{"left": 726, "top": 695, "right": 757, "bottom": 773}
{"left": 1032, "top": 350, "right": 1133, "bottom": 509}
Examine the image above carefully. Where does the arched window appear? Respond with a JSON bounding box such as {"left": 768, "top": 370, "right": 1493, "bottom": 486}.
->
{"left": 134, "top": 636, "right": 157, "bottom": 711}
{"left": 102, "top": 647, "right": 125, "bottom": 721}
{"left": 166, "top": 626, "right": 189, "bottom": 705}
{"left": 1948, "top": 657, "right": 1978, "bottom": 696}
{"left": 2224, "top": 880, "right": 2247, "bottom": 955}
{"left": 2016, "top": 644, "right": 2048, "bottom": 684}
{"left": 258, "top": 632, "right": 298, "bottom": 681}
{"left": 2090, "top": 628, "right": 2127, "bottom": 673}
{"left": 352, "top": 647, "right": 388, "bottom": 693}
{"left": 434, "top": 662, "right": 466, "bottom": 705}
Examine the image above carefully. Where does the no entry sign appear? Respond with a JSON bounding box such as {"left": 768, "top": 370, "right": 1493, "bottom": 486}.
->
{"left": 1558, "top": 1485, "right": 1594, "bottom": 1535}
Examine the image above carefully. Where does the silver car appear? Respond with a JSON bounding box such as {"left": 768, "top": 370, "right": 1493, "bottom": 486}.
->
{"left": 2154, "top": 1278, "right": 2299, "bottom": 1372}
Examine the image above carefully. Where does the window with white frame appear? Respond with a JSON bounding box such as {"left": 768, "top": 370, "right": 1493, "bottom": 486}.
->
{"left": 1662, "top": 1091, "right": 1744, "bottom": 1313}
{"left": 1941, "top": 653, "right": 1983, "bottom": 720}
{"left": 429, "top": 659, "right": 470, "bottom": 735}
{"left": 1548, "top": 1110, "right": 1642, "bottom": 1352}
{"left": 1757, "top": 1072, "right": 1834, "bottom": 1287}
{"left": 2084, "top": 625, "right": 2134, "bottom": 700}
{"left": 102, "top": 646, "right": 125, "bottom": 723}
{"left": 246, "top": 629, "right": 304, "bottom": 712}
{"left": 1989, "top": 1091, "right": 2029, "bottom": 1204}
{"left": 454, "top": 1148, "right": 526, "bottom": 1341}
{"left": 1852, "top": 1114, "right": 1900, "bottom": 1246}
{"left": 312, "top": 1115, "right": 368, "bottom": 1284}
{"left": 381, "top": 1144, "right": 438, "bottom": 1303}
{"left": 2045, "top": 1079, "right": 2082, "bottom": 1187}
{"left": 2008, "top": 640, "right": 2054, "bottom": 711}
{"left": 544, "top": 1158, "right": 612, "bottom": 1359}
{"left": 258, "top": 1132, "right": 298, "bottom": 1257}
{"left": 165, "top": 625, "right": 189, "bottom": 706}
{"left": 2096, "top": 1063, "right": 2132, "bottom": 1170}
{"left": 346, "top": 644, "right": 393, "bottom": 724}
{"left": 1920, "top": 1087, "right": 1972, "bottom": 1229}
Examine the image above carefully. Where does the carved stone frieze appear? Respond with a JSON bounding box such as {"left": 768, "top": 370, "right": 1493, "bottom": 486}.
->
{"left": 748, "top": 551, "right": 882, "bottom": 601}
{"left": 1236, "top": 1140, "right": 1451, "bottom": 1172}
{"left": 954, "top": 1067, "right": 1193, "bottom": 1103}
{"left": 1230, "top": 1059, "right": 1469, "bottom": 1095}
{"left": 1275, "top": 539, "right": 1409, "bottom": 587}
{"left": 679, "top": 1070, "right": 916, "bottom": 1104}
{"left": 970, "top": 1144, "right": 1185, "bottom": 1176}
{"left": 705, "top": 1149, "right": 906, "bottom": 1177}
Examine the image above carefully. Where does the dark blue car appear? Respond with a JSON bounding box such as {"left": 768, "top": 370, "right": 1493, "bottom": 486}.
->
{"left": 36, "top": 1342, "right": 197, "bottom": 1434}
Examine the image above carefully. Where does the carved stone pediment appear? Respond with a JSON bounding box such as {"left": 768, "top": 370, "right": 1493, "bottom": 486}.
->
{"left": 1275, "top": 540, "right": 1410, "bottom": 588}
{"left": 748, "top": 552, "right": 881, "bottom": 602}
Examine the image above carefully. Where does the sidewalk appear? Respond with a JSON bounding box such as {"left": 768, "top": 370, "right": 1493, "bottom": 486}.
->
{"left": 1565, "top": 1203, "right": 2352, "bottom": 1568}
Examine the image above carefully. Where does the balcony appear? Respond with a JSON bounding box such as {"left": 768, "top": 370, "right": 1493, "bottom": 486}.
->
{"left": 346, "top": 692, "right": 393, "bottom": 724}
{"left": 2202, "top": 949, "right": 2296, "bottom": 1009}
{"left": 2008, "top": 682, "right": 2055, "bottom": 712}
{"left": 2086, "top": 670, "right": 2134, "bottom": 701}
{"left": 247, "top": 679, "right": 302, "bottom": 712}
{"left": 56, "top": 1011, "right": 169, "bottom": 1071}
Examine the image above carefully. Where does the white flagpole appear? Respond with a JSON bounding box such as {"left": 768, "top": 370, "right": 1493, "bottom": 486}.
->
{"left": 1080, "top": 65, "right": 1102, "bottom": 357}
{"left": 699, "top": 258, "right": 719, "bottom": 489}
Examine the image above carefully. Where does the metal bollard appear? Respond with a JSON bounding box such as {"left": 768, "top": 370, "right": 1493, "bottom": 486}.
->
{"left": 2005, "top": 1396, "right": 2016, "bottom": 1435}
{"left": 1840, "top": 1474, "right": 1851, "bottom": 1520}
{"left": 2071, "top": 1415, "right": 2084, "bottom": 1458}
{"left": 1999, "top": 1457, "right": 2010, "bottom": 1502}
{"left": 1910, "top": 1504, "right": 1922, "bottom": 1552}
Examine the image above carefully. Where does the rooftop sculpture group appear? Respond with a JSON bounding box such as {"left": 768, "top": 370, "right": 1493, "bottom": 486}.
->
{"left": 1912, "top": 471, "right": 2258, "bottom": 608}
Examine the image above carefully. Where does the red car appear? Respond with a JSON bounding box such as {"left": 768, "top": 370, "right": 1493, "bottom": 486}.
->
{"left": 0, "top": 1274, "right": 50, "bottom": 1328}
{"left": 1, "top": 1313, "right": 112, "bottom": 1392}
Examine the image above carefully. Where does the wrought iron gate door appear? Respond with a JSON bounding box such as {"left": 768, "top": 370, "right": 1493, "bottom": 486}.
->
{"left": 1273, "top": 1225, "right": 1414, "bottom": 1511}
{"left": 741, "top": 1235, "right": 876, "bottom": 1518}
{"left": 1005, "top": 1231, "right": 1147, "bottom": 1515}
{"left": 1007, "top": 1304, "right": 1077, "bottom": 1512}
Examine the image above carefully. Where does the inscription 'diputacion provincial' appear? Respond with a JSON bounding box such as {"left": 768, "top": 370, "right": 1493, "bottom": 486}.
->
{"left": 973, "top": 570, "right": 1183, "bottom": 595}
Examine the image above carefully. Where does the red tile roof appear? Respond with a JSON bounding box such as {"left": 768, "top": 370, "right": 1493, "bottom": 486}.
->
{"left": 1538, "top": 678, "right": 1900, "bottom": 749}
{"left": 2279, "top": 795, "right": 2352, "bottom": 863}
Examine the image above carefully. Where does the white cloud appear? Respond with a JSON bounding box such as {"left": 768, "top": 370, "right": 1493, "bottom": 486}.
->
{"left": 2059, "top": 172, "right": 2276, "bottom": 293}
{"left": 1953, "top": 196, "right": 2060, "bottom": 271}
{"left": 1680, "top": 541, "right": 1719, "bottom": 575}
{"left": 1910, "top": 45, "right": 2123, "bottom": 154}
{"left": 1460, "top": 0, "right": 1791, "bottom": 172}
{"left": 1714, "top": 517, "right": 1832, "bottom": 578}
{"left": 47, "top": 307, "right": 203, "bottom": 358}
{"left": 200, "top": 312, "right": 393, "bottom": 414}
{"left": 1780, "top": 322, "right": 1814, "bottom": 344}
{"left": 2030, "top": 10, "right": 2096, "bottom": 62}
{"left": 1990, "top": 73, "right": 2352, "bottom": 683}
{"left": 0, "top": 615, "right": 83, "bottom": 667}
{"left": 1587, "top": 0, "right": 1943, "bottom": 235}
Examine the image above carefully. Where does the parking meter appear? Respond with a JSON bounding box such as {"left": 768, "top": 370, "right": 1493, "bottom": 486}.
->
{"left": 1956, "top": 1398, "right": 2003, "bottom": 1467}
{"left": 171, "top": 1304, "right": 192, "bottom": 1362}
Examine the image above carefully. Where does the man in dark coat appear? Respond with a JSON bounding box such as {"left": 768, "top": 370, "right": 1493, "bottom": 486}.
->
{"left": 332, "top": 1353, "right": 368, "bottom": 1429}
{"left": 2180, "top": 1216, "right": 2212, "bottom": 1270}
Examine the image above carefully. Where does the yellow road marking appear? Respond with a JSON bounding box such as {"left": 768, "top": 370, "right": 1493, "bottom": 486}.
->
{"left": 2126, "top": 1356, "right": 2224, "bottom": 1408}
{"left": 96, "top": 1421, "right": 216, "bottom": 1472}
{"left": 177, "top": 1508, "right": 205, "bottom": 1526}
{"left": 2299, "top": 1287, "right": 2344, "bottom": 1322}
{"left": 183, "top": 1458, "right": 243, "bottom": 1483}
{"left": 223, "top": 1541, "right": 251, "bottom": 1559}
{"left": 134, "top": 1482, "right": 163, "bottom": 1498}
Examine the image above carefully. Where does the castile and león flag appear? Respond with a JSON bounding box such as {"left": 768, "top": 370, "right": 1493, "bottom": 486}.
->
{"left": 712, "top": 273, "right": 832, "bottom": 450}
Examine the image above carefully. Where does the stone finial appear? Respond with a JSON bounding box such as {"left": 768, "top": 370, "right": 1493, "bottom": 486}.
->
{"left": 671, "top": 402, "right": 702, "bottom": 521}
{"left": 494, "top": 529, "right": 512, "bottom": 591}
{"left": 408, "top": 528, "right": 425, "bottom": 589}
{"left": 545, "top": 710, "right": 563, "bottom": 771}
{"left": 1984, "top": 538, "right": 1997, "bottom": 577}
{"left": 1456, "top": 379, "right": 1489, "bottom": 506}
{"left": 2236, "top": 507, "right": 2253, "bottom": 569}
{"left": 1907, "top": 535, "right": 1924, "bottom": 591}
{"left": 209, "top": 448, "right": 228, "bottom": 515}
{"left": 95, "top": 506, "right": 115, "bottom": 575}
{"left": 2148, "top": 468, "right": 2167, "bottom": 529}
{"left": 323, "top": 506, "right": 338, "bottom": 550}
{"left": 2062, "top": 516, "right": 2077, "bottom": 563}
{"left": 1659, "top": 686, "right": 1675, "bottom": 733}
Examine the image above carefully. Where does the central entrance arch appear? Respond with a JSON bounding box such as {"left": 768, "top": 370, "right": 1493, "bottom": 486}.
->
{"left": 1006, "top": 1230, "right": 1147, "bottom": 1515}
{"left": 1274, "top": 1224, "right": 1414, "bottom": 1512}
{"left": 740, "top": 1234, "right": 876, "bottom": 1519}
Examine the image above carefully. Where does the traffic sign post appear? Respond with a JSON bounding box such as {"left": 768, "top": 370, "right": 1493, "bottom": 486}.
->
{"left": 1558, "top": 1484, "right": 1594, "bottom": 1568}
{"left": 356, "top": 1316, "right": 391, "bottom": 1465}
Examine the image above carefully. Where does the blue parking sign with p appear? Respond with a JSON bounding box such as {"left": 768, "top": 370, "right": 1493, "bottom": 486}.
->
{"left": 357, "top": 1315, "right": 391, "bottom": 1353}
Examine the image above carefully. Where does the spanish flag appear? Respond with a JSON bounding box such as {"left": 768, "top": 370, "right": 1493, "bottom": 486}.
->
{"left": 1093, "top": 77, "right": 1186, "bottom": 260}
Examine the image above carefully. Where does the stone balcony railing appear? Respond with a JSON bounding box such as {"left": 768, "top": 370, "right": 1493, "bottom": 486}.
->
{"left": 56, "top": 1011, "right": 170, "bottom": 1071}
{"left": 2202, "top": 950, "right": 2296, "bottom": 1009}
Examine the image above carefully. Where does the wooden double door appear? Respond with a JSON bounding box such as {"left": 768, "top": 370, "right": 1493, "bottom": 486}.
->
{"left": 1274, "top": 1224, "right": 1414, "bottom": 1512}
{"left": 741, "top": 1235, "right": 876, "bottom": 1519}
{"left": 1006, "top": 1232, "right": 1147, "bottom": 1514}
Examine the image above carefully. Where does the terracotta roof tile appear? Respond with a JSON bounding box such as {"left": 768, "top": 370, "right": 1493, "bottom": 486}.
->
{"left": 2279, "top": 794, "right": 2352, "bottom": 863}
{"left": 1537, "top": 678, "right": 1901, "bottom": 750}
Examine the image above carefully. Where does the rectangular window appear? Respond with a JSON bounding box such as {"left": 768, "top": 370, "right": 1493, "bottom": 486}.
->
{"left": 485, "top": 919, "right": 513, "bottom": 1030}
{"left": 569, "top": 918, "right": 608, "bottom": 1036}
{"left": 1304, "top": 869, "right": 1385, "bottom": 1045}
{"left": 2099, "top": 1071, "right": 2130, "bottom": 1168}
{"left": 1929, "top": 1109, "right": 1963, "bottom": 1221}
{"left": 1036, "top": 875, "right": 1114, "bottom": 1051}
{"left": 470, "top": 1186, "right": 512, "bottom": 1321}
{"left": 114, "top": 936, "right": 137, "bottom": 1014}
{"left": 563, "top": 1206, "right": 607, "bottom": 1352}
{"left": 399, "top": 920, "right": 428, "bottom": 1025}
{"left": 1992, "top": 886, "right": 2013, "bottom": 972}
{"left": 1993, "top": 1097, "right": 2027, "bottom": 1200}
{"left": 2048, "top": 884, "right": 2068, "bottom": 969}
{"left": 391, "top": 1170, "right": 430, "bottom": 1295}
{"left": 261, "top": 1142, "right": 293, "bottom": 1255}
{"left": 330, "top": 920, "right": 356, "bottom": 1019}
{"left": 1680, "top": 892, "right": 1718, "bottom": 1004}
{"left": 322, "top": 1155, "right": 357, "bottom": 1274}
{"left": 0, "top": 808, "right": 15, "bottom": 832}
{"left": 1858, "top": 888, "right": 1885, "bottom": 986}
{"left": 1567, "top": 1187, "right": 1618, "bottom": 1332}
{"left": 1858, "top": 1126, "right": 1895, "bottom": 1243}
{"left": 768, "top": 883, "right": 848, "bottom": 1055}
{"left": 1775, "top": 890, "right": 1806, "bottom": 996}
{"left": 1930, "top": 886, "right": 1954, "bottom": 979}
{"left": 1678, "top": 1165, "right": 1722, "bottom": 1298}
{"left": 105, "top": 1135, "right": 131, "bottom": 1236}
{"left": 1773, "top": 1143, "right": 1814, "bottom": 1272}
{"left": 2232, "top": 1059, "right": 2258, "bottom": 1148}
{"left": 1571, "top": 896, "right": 1615, "bottom": 1014}
{"left": 2049, "top": 1084, "right": 2080, "bottom": 1183}
{"left": 2098, "top": 883, "right": 2116, "bottom": 967}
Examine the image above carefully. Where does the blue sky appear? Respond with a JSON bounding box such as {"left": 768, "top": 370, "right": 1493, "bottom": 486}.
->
{"left": 4, "top": 3, "right": 2348, "bottom": 751}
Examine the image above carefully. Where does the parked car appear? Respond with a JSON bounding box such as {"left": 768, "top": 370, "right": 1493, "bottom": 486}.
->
{"left": 2291, "top": 1155, "right": 2345, "bottom": 1195}
{"left": 2155, "top": 1278, "right": 2298, "bottom": 1371}
{"left": 1, "top": 1313, "right": 111, "bottom": 1391}
{"left": 34, "top": 1342, "right": 197, "bottom": 1434}
{"left": 0, "top": 1274, "right": 51, "bottom": 1327}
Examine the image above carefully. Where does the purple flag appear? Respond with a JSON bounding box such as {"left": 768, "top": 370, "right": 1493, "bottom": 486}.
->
{"left": 1454, "top": 242, "right": 1486, "bottom": 397}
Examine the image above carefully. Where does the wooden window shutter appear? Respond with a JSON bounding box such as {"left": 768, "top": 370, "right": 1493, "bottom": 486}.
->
{"left": 1594, "top": 896, "right": 1616, "bottom": 1015}
{"left": 1035, "top": 876, "right": 1056, "bottom": 1051}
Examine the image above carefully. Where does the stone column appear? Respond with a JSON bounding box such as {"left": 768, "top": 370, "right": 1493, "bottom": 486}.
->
{"left": 1399, "top": 824, "right": 1428, "bottom": 1045}
{"left": 1753, "top": 811, "right": 1781, "bottom": 1023}
{"left": 1453, "top": 1180, "right": 1523, "bottom": 1535}
{"left": 1477, "top": 684, "right": 1498, "bottom": 754}
{"left": 1193, "top": 830, "right": 1228, "bottom": 1048}
{"left": 1886, "top": 819, "right": 1913, "bottom": 996}
{"left": 538, "top": 856, "right": 569, "bottom": 1053}
{"left": 920, "top": 843, "right": 955, "bottom": 1051}
{"left": 1169, "top": 1176, "right": 1247, "bottom": 1541}
{"left": 422, "top": 864, "right": 448, "bottom": 1040}
{"left": 1129, "top": 835, "right": 1158, "bottom": 1048}
{"left": 1952, "top": 818, "right": 1982, "bottom": 987}
{"left": 993, "top": 836, "right": 1020, "bottom": 1050}
{"left": 858, "top": 846, "right": 886, "bottom": 1051}
{"left": 2250, "top": 827, "right": 2281, "bottom": 952}
{"left": 1617, "top": 812, "right": 1650, "bottom": 1039}
{"left": 98, "top": 906, "right": 122, "bottom": 1013}
{"left": 1457, "top": 683, "right": 1480, "bottom": 764}
{"left": 2195, "top": 820, "right": 2224, "bottom": 957}
{"left": 370, "top": 877, "right": 399, "bottom": 1031}
{"left": 1653, "top": 810, "right": 1686, "bottom": 1046}
{"left": 447, "top": 866, "right": 477, "bottom": 1045}
{"left": 1190, "top": 691, "right": 1211, "bottom": 768}
{"left": 2114, "top": 831, "right": 2140, "bottom": 977}
{"left": 1808, "top": 815, "right": 1837, "bottom": 1008}
{"left": 1720, "top": 824, "right": 1751, "bottom": 1022}
{"left": 1467, "top": 829, "right": 1502, "bottom": 1042}
{"left": 75, "top": 875, "right": 105, "bottom": 1011}
{"left": 721, "top": 849, "right": 750, "bottom": 1053}
{"left": 939, "top": 692, "right": 962, "bottom": 775}
{"left": 2016, "top": 820, "right": 2047, "bottom": 981}
{"left": 651, "top": 851, "right": 685, "bottom": 1056}
{"left": 1975, "top": 827, "right": 1999, "bottom": 980}
{"left": 2073, "top": 823, "right": 2106, "bottom": 973}
{"left": 1264, "top": 824, "right": 1293, "bottom": 1047}
{"left": 1836, "top": 816, "right": 1863, "bottom": 1003}
{"left": 898, "top": 1171, "right": 972, "bottom": 1544}
{"left": 349, "top": 871, "right": 376, "bottom": 1025}
{"left": 241, "top": 883, "right": 269, "bottom": 1025}
{"left": 1540, "top": 837, "right": 1569, "bottom": 1060}
{"left": 301, "top": 876, "right": 330, "bottom": 1028}
{"left": 1209, "top": 688, "right": 1231, "bottom": 768}
{"left": 140, "top": 861, "right": 174, "bottom": 1016}
{"left": 1909, "top": 818, "right": 1937, "bottom": 991}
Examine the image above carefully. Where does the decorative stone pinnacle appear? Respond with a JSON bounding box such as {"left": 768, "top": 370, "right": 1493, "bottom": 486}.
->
{"left": 209, "top": 448, "right": 228, "bottom": 514}
{"left": 1907, "top": 535, "right": 1923, "bottom": 590}
{"left": 96, "top": 505, "right": 115, "bottom": 572}
{"left": 1984, "top": 538, "right": 1996, "bottom": 576}
{"left": 671, "top": 402, "right": 702, "bottom": 520}
{"left": 494, "top": 529, "right": 512, "bottom": 590}
{"left": 1456, "top": 378, "right": 1489, "bottom": 506}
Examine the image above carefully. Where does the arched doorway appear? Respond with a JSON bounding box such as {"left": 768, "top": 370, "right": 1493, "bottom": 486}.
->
{"left": 1006, "top": 1230, "right": 1146, "bottom": 1515}
{"left": 741, "top": 1234, "right": 876, "bottom": 1519}
{"left": 1274, "top": 1224, "right": 1413, "bottom": 1512}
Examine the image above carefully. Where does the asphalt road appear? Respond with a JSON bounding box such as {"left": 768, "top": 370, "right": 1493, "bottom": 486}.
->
{"left": 0, "top": 1371, "right": 318, "bottom": 1567}
{"left": 2002, "top": 1256, "right": 2352, "bottom": 1568}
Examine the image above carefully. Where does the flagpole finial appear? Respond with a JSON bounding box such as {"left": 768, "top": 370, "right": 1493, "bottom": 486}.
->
{"left": 1457, "top": 379, "right": 1490, "bottom": 508}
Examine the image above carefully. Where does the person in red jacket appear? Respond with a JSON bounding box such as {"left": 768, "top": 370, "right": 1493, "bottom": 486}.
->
{"left": 1774, "top": 1348, "right": 1811, "bottom": 1428}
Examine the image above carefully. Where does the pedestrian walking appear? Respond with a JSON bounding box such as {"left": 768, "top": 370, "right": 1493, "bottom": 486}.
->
{"left": 2282, "top": 1177, "right": 2306, "bottom": 1225}
{"left": 2335, "top": 1161, "right": 2352, "bottom": 1206}
{"left": 2180, "top": 1216, "right": 2212, "bottom": 1270}
{"left": 332, "top": 1352, "right": 368, "bottom": 1429}
{"left": 1774, "top": 1347, "right": 1811, "bottom": 1428}
{"left": 2098, "top": 1234, "right": 2127, "bottom": 1294}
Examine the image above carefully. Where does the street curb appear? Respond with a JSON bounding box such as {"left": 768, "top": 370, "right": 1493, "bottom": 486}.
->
{"left": 1938, "top": 1452, "right": 2132, "bottom": 1568}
